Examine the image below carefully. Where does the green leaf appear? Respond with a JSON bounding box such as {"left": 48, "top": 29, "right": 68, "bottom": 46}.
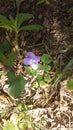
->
{"left": 7, "top": 72, "right": 16, "bottom": 84}
{"left": 44, "top": 75, "right": 51, "bottom": 83}
{"left": 37, "top": 0, "right": 49, "bottom": 5}
{"left": 3, "top": 120, "right": 18, "bottom": 130}
{"left": 41, "top": 54, "right": 50, "bottom": 64}
{"left": 31, "top": 70, "right": 37, "bottom": 76}
{"left": 0, "top": 15, "right": 14, "bottom": 30}
{"left": 0, "top": 39, "right": 10, "bottom": 53}
{"left": 20, "top": 25, "right": 43, "bottom": 31}
{"left": 25, "top": 67, "right": 31, "bottom": 75}
{"left": 37, "top": 74, "right": 43, "bottom": 81}
{"left": 16, "top": 13, "right": 33, "bottom": 28}
{"left": 8, "top": 51, "right": 18, "bottom": 67}
{"left": 7, "top": 72, "right": 26, "bottom": 98}
{"left": 9, "top": 15, "right": 16, "bottom": 25}
{"left": 43, "top": 65, "right": 51, "bottom": 71}
{"left": 16, "top": 103, "right": 25, "bottom": 111}
{"left": 0, "top": 15, "right": 18, "bottom": 32}
{"left": 0, "top": 52, "right": 8, "bottom": 64}
{"left": 39, "top": 80, "right": 46, "bottom": 88}
{"left": 67, "top": 78, "right": 73, "bottom": 90}
{"left": 38, "top": 64, "right": 43, "bottom": 70}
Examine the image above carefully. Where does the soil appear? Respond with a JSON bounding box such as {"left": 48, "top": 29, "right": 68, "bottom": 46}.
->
{"left": 0, "top": 0, "right": 73, "bottom": 130}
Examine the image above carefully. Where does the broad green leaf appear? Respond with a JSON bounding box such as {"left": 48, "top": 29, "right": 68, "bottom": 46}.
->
{"left": 16, "top": 13, "right": 33, "bottom": 28}
{"left": 8, "top": 51, "right": 18, "bottom": 67}
{"left": 7, "top": 72, "right": 26, "bottom": 98}
{"left": 7, "top": 72, "right": 16, "bottom": 84}
{"left": 20, "top": 25, "right": 43, "bottom": 31}
{"left": 25, "top": 67, "right": 31, "bottom": 75}
{"left": 43, "top": 65, "right": 51, "bottom": 71}
{"left": 44, "top": 75, "right": 51, "bottom": 83}
{"left": 31, "top": 70, "right": 37, "bottom": 76}
{"left": 38, "top": 64, "right": 43, "bottom": 70}
{"left": 37, "top": 74, "right": 43, "bottom": 81}
{"left": 67, "top": 78, "right": 73, "bottom": 90}
{"left": 0, "top": 39, "right": 10, "bottom": 53}
{"left": 41, "top": 54, "right": 50, "bottom": 64}
{"left": 3, "top": 120, "right": 18, "bottom": 130}
{"left": 39, "top": 80, "right": 46, "bottom": 88}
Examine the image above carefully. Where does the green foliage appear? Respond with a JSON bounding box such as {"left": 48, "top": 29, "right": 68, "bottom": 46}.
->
{"left": 38, "top": 64, "right": 43, "bottom": 70}
{"left": 44, "top": 75, "right": 51, "bottom": 83}
{"left": 37, "top": 74, "right": 43, "bottom": 81}
{"left": 37, "top": 0, "right": 50, "bottom": 5}
{"left": 0, "top": 39, "right": 18, "bottom": 67}
{"left": 0, "top": 39, "right": 10, "bottom": 53}
{"left": 7, "top": 51, "right": 18, "bottom": 67}
{"left": 16, "top": 102, "right": 26, "bottom": 111}
{"left": 17, "top": 112, "right": 34, "bottom": 130}
{"left": 7, "top": 72, "right": 26, "bottom": 98}
{"left": 25, "top": 53, "right": 52, "bottom": 89}
{"left": 0, "top": 13, "right": 43, "bottom": 51}
{"left": 52, "top": 58, "right": 73, "bottom": 88}
{"left": 43, "top": 65, "right": 51, "bottom": 71}
{"left": 0, "top": 52, "right": 8, "bottom": 65}
{"left": 68, "top": 7, "right": 73, "bottom": 13}
{"left": 67, "top": 78, "right": 73, "bottom": 90}
{"left": 39, "top": 80, "right": 46, "bottom": 88}
{"left": 41, "top": 54, "right": 50, "bottom": 64}
{"left": 2, "top": 112, "right": 35, "bottom": 130}
{"left": 3, "top": 120, "right": 18, "bottom": 130}
{"left": 0, "top": 13, "right": 43, "bottom": 33}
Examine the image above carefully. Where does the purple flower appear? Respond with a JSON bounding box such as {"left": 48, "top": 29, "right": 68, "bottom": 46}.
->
{"left": 23, "top": 52, "right": 40, "bottom": 70}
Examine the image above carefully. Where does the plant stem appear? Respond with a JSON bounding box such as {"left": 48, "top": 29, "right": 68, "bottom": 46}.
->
{"left": 15, "top": 33, "right": 19, "bottom": 51}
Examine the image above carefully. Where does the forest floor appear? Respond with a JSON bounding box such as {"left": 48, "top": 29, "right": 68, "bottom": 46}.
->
{"left": 0, "top": 0, "right": 73, "bottom": 130}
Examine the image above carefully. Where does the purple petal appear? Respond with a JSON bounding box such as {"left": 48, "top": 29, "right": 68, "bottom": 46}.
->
{"left": 23, "top": 58, "right": 33, "bottom": 65}
{"left": 26, "top": 52, "right": 35, "bottom": 59}
{"left": 31, "top": 63, "right": 38, "bottom": 70}
{"left": 35, "top": 56, "right": 40, "bottom": 62}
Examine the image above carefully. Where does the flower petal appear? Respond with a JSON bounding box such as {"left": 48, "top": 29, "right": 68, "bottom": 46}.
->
{"left": 23, "top": 58, "right": 33, "bottom": 65}
{"left": 26, "top": 52, "right": 35, "bottom": 59}
{"left": 35, "top": 56, "right": 40, "bottom": 62}
{"left": 31, "top": 63, "right": 38, "bottom": 70}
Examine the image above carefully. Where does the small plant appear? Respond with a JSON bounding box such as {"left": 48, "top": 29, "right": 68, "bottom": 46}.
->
{"left": 2, "top": 112, "right": 35, "bottom": 130}
{"left": 0, "top": 13, "right": 43, "bottom": 51}
{"left": 23, "top": 52, "right": 52, "bottom": 88}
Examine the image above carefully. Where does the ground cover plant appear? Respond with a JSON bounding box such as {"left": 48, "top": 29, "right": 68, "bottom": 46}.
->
{"left": 0, "top": 0, "right": 73, "bottom": 129}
